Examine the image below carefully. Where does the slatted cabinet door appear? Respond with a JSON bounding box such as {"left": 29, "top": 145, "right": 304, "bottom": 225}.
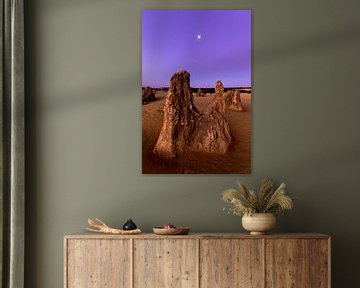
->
{"left": 66, "top": 239, "right": 131, "bottom": 288}
{"left": 200, "top": 239, "right": 264, "bottom": 288}
{"left": 133, "top": 239, "right": 198, "bottom": 288}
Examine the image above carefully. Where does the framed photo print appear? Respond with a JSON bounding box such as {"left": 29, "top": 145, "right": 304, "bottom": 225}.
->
{"left": 142, "top": 10, "right": 252, "bottom": 174}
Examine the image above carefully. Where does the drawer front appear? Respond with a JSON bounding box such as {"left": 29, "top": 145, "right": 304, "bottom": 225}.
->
{"left": 200, "top": 239, "right": 264, "bottom": 288}
{"left": 134, "top": 239, "right": 198, "bottom": 288}
{"left": 65, "top": 239, "right": 131, "bottom": 288}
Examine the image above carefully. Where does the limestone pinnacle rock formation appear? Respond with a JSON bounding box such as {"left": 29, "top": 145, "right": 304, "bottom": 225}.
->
{"left": 225, "top": 89, "right": 244, "bottom": 111}
{"left": 153, "top": 71, "right": 231, "bottom": 160}
{"left": 142, "top": 87, "right": 156, "bottom": 104}
{"left": 215, "top": 80, "right": 225, "bottom": 94}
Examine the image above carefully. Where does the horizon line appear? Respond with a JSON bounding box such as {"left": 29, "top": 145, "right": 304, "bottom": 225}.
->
{"left": 142, "top": 85, "right": 252, "bottom": 89}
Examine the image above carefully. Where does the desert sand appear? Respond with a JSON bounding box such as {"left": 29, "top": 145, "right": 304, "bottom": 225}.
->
{"left": 142, "top": 90, "right": 252, "bottom": 174}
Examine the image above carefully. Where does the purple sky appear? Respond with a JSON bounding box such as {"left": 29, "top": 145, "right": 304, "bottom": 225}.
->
{"left": 142, "top": 10, "right": 251, "bottom": 88}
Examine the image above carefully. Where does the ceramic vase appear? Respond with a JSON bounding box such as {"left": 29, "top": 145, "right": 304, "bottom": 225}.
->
{"left": 242, "top": 213, "right": 276, "bottom": 235}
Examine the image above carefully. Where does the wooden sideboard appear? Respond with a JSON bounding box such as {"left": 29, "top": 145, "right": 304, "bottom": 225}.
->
{"left": 64, "top": 233, "right": 330, "bottom": 288}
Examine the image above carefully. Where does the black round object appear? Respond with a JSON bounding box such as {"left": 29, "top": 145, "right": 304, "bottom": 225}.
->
{"left": 123, "top": 219, "right": 137, "bottom": 230}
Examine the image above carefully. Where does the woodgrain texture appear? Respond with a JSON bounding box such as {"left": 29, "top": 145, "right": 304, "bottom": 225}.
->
{"left": 200, "top": 239, "right": 264, "bottom": 288}
{"left": 65, "top": 233, "right": 330, "bottom": 240}
{"left": 133, "top": 239, "right": 198, "bottom": 288}
{"left": 64, "top": 233, "right": 331, "bottom": 288}
{"left": 266, "top": 239, "right": 310, "bottom": 287}
{"left": 66, "top": 239, "right": 131, "bottom": 288}
{"left": 310, "top": 239, "right": 330, "bottom": 288}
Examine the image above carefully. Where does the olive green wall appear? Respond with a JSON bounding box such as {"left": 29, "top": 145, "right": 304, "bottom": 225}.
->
{"left": 24, "top": 0, "right": 360, "bottom": 287}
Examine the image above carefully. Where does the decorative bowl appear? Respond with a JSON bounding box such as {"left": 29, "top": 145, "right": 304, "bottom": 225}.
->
{"left": 153, "top": 227, "right": 190, "bottom": 235}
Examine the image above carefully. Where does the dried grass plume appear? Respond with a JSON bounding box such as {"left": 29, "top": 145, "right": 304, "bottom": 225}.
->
{"left": 222, "top": 179, "right": 295, "bottom": 216}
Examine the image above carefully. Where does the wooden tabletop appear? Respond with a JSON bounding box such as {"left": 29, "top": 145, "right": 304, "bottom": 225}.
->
{"left": 65, "top": 232, "right": 330, "bottom": 240}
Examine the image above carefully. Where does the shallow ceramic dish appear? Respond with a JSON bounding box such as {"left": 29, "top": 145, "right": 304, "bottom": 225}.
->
{"left": 153, "top": 227, "right": 190, "bottom": 235}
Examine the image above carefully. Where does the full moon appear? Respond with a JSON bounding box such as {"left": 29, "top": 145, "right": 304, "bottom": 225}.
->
{"left": 197, "top": 34, "right": 202, "bottom": 40}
